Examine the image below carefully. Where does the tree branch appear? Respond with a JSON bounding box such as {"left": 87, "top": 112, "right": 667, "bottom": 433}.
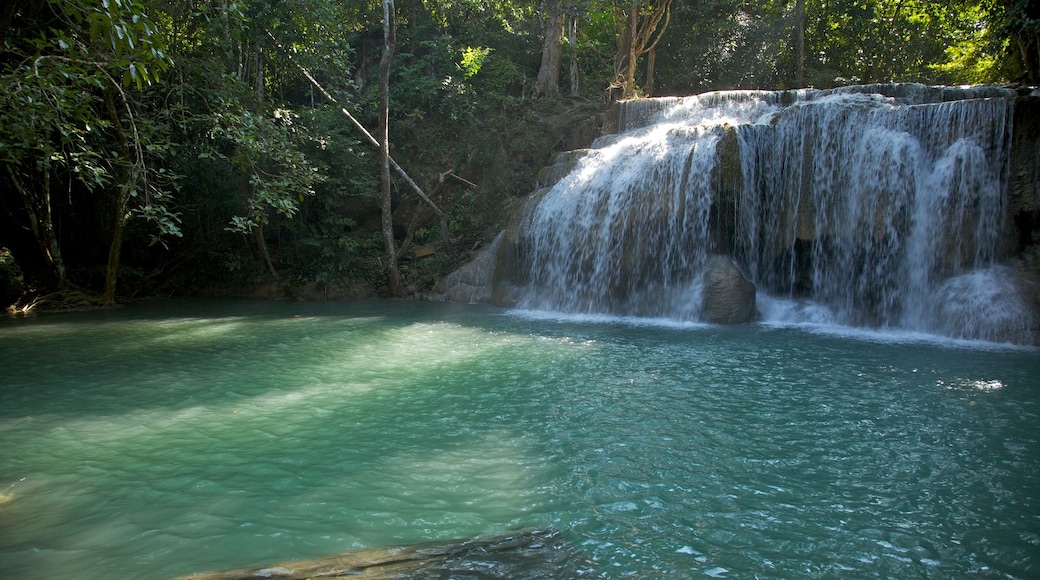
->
{"left": 263, "top": 27, "right": 448, "bottom": 240}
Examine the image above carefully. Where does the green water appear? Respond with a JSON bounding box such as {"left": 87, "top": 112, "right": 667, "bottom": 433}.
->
{"left": 0, "top": 299, "right": 1038, "bottom": 579}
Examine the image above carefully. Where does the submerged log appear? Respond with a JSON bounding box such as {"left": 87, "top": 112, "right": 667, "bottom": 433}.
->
{"left": 171, "top": 527, "right": 588, "bottom": 580}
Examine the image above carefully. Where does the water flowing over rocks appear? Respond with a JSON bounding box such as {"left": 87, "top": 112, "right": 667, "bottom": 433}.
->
{"left": 436, "top": 84, "right": 1040, "bottom": 344}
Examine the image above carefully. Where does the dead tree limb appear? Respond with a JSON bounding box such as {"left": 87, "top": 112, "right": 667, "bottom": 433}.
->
{"left": 264, "top": 29, "right": 449, "bottom": 242}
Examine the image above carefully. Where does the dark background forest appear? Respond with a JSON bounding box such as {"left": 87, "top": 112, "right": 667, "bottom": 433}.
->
{"left": 1, "top": 0, "right": 1037, "bottom": 310}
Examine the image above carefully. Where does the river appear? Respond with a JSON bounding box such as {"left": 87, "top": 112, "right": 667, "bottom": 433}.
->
{"left": 1, "top": 299, "right": 1037, "bottom": 578}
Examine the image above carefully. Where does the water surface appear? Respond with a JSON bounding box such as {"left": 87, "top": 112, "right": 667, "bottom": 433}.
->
{"left": 1, "top": 299, "right": 1037, "bottom": 578}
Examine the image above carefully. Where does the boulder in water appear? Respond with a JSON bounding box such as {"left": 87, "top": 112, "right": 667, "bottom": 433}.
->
{"left": 430, "top": 234, "right": 503, "bottom": 303}
{"left": 701, "top": 255, "right": 756, "bottom": 324}
{"left": 934, "top": 267, "right": 1039, "bottom": 345}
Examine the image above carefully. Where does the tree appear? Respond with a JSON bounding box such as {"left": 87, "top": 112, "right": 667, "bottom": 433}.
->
{"left": 0, "top": 0, "right": 176, "bottom": 306}
{"left": 794, "top": 0, "right": 805, "bottom": 87}
{"left": 534, "top": 0, "right": 567, "bottom": 97}
{"left": 610, "top": 0, "right": 672, "bottom": 100}
{"left": 379, "top": 0, "right": 402, "bottom": 295}
{"left": 568, "top": 4, "right": 581, "bottom": 95}
{"left": 996, "top": 0, "right": 1039, "bottom": 83}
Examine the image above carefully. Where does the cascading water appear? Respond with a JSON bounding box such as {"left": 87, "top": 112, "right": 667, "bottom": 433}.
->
{"left": 518, "top": 92, "right": 778, "bottom": 319}
{"left": 514, "top": 85, "right": 1033, "bottom": 342}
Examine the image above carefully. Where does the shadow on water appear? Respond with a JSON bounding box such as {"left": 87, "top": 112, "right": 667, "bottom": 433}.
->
{"left": 0, "top": 299, "right": 468, "bottom": 419}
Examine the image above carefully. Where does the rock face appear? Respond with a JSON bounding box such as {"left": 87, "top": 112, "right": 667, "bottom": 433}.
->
{"left": 429, "top": 233, "right": 503, "bottom": 303}
{"left": 701, "top": 255, "right": 756, "bottom": 324}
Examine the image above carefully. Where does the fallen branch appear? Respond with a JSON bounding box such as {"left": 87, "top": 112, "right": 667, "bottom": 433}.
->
{"left": 264, "top": 29, "right": 448, "bottom": 243}
{"left": 439, "top": 169, "right": 477, "bottom": 189}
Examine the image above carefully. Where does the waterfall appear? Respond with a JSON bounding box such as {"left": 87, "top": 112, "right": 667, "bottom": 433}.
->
{"left": 518, "top": 92, "right": 777, "bottom": 318}
{"left": 735, "top": 91, "right": 1015, "bottom": 331}
{"left": 511, "top": 85, "right": 1032, "bottom": 341}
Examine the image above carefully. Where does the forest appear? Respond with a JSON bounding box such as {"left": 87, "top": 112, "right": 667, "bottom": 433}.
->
{"left": 0, "top": 0, "right": 1036, "bottom": 310}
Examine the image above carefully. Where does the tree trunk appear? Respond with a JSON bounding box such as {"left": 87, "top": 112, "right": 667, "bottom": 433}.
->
{"left": 236, "top": 171, "right": 280, "bottom": 282}
{"left": 1018, "top": 34, "right": 1038, "bottom": 84}
{"left": 534, "top": 0, "right": 566, "bottom": 97}
{"left": 795, "top": 0, "right": 805, "bottom": 87}
{"left": 103, "top": 199, "right": 126, "bottom": 305}
{"left": 568, "top": 13, "right": 580, "bottom": 96}
{"left": 612, "top": 0, "right": 671, "bottom": 100}
{"left": 6, "top": 166, "right": 65, "bottom": 289}
{"left": 102, "top": 86, "right": 131, "bottom": 305}
{"left": 379, "top": 0, "right": 402, "bottom": 296}
{"left": 644, "top": 47, "right": 655, "bottom": 97}
{"left": 255, "top": 45, "right": 264, "bottom": 101}
{"left": 622, "top": 1, "right": 638, "bottom": 98}
{"left": 254, "top": 222, "right": 279, "bottom": 280}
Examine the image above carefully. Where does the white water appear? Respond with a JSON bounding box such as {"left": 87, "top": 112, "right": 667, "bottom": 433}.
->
{"left": 519, "top": 93, "right": 778, "bottom": 318}
{"left": 517, "top": 86, "right": 1028, "bottom": 342}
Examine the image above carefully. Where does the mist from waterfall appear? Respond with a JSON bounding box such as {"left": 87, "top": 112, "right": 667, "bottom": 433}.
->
{"left": 516, "top": 86, "right": 1028, "bottom": 342}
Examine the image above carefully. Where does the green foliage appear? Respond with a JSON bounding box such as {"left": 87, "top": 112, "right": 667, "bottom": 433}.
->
{"left": 205, "top": 106, "right": 322, "bottom": 233}
{"left": 459, "top": 45, "right": 493, "bottom": 78}
{"left": 273, "top": 105, "right": 384, "bottom": 286}
{"left": 0, "top": 56, "right": 106, "bottom": 182}
{"left": 928, "top": 2, "right": 1006, "bottom": 84}
{"left": 0, "top": 0, "right": 181, "bottom": 296}
{"left": 51, "top": 0, "right": 172, "bottom": 89}
{"left": 644, "top": 0, "right": 1021, "bottom": 94}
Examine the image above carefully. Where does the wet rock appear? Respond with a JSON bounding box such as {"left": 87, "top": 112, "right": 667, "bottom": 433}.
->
{"left": 170, "top": 527, "right": 591, "bottom": 580}
{"left": 701, "top": 255, "right": 756, "bottom": 324}
{"left": 430, "top": 233, "right": 503, "bottom": 304}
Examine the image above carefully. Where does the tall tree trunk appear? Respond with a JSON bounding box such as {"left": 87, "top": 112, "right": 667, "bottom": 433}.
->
{"left": 379, "top": 0, "right": 402, "bottom": 295}
{"left": 569, "top": 13, "right": 580, "bottom": 96}
{"left": 534, "top": 0, "right": 566, "bottom": 97}
{"left": 102, "top": 86, "right": 131, "bottom": 306}
{"left": 237, "top": 172, "right": 280, "bottom": 281}
{"left": 795, "top": 0, "right": 805, "bottom": 87}
{"left": 622, "top": 1, "right": 638, "bottom": 98}
{"left": 1017, "top": 34, "right": 1038, "bottom": 84}
{"left": 103, "top": 199, "right": 126, "bottom": 305}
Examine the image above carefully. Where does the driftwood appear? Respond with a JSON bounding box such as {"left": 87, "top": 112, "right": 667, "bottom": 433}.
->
{"left": 170, "top": 527, "right": 589, "bottom": 580}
